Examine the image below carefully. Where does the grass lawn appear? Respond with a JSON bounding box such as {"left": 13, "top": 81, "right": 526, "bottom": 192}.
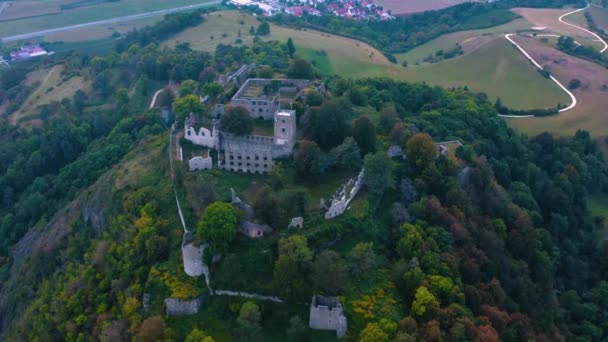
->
{"left": 295, "top": 46, "right": 334, "bottom": 76}
{"left": 0, "top": 0, "right": 218, "bottom": 37}
{"left": 400, "top": 37, "right": 570, "bottom": 109}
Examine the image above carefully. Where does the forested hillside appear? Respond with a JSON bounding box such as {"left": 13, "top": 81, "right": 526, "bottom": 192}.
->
{"left": 0, "top": 6, "right": 607, "bottom": 342}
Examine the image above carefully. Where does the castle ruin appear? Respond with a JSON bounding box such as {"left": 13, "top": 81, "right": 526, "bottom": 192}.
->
{"left": 309, "top": 295, "right": 348, "bottom": 338}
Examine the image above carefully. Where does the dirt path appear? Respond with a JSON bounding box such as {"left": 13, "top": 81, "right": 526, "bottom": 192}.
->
{"left": 499, "top": 33, "right": 577, "bottom": 118}
{"left": 559, "top": 4, "right": 608, "bottom": 53}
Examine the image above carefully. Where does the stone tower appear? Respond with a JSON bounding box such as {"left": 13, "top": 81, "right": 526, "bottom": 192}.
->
{"left": 273, "top": 109, "right": 296, "bottom": 156}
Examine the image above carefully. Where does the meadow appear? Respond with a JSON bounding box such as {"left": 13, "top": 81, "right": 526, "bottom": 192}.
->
{"left": 0, "top": 0, "right": 216, "bottom": 37}
{"left": 11, "top": 64, "right": 91, "bottom": 125}
{"left": 165, "top": 11, "right": 401, "bottom": 79}
{"left": 504, "top": 35, "right": 608, "bottom": 152}
{"left": 400, "top": 37, "right": 570, "bottom": 110}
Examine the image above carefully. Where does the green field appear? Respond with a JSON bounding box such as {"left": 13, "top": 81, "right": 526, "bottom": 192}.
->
{"left": 165, "top": 11, "right": 400, "bottom": 79}
{"left": 0, "top": 0, "right": 217, "bottom": 37}
{"left": 395, "top": 18, "right": 534, "bottom": 66}
{"left": 400, "top": 37, "right": 570, "bottom": 109}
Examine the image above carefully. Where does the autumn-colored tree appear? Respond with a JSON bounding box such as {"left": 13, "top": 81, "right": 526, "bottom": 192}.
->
{"left": 197, "top": 202, "right": 239, "bottom": 255}
{"left": 139, "top": 316, "right": 165, "bottom": 342}
{"left": 405, "top": 133, "right": 437, "bottom": 170}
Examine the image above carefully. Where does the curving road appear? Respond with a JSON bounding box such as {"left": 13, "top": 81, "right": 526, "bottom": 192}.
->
{"left": 558, "top": 4, "right": 608, "bottom": 53}
{"left": 1, "top": 0, "right": 221, "bottom": 43}
{"left": 499, "top": 33, "right": 577, "bottom": 118}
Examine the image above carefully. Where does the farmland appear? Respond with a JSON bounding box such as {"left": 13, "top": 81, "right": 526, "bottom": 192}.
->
{"left": 400, "top": 37, "right": 570, "bottom": 109}
{"left": 513, "top": 7, "right": 605, "bottom": 49}
{"left": 165, "top": 11, "right": 400, "bottom": 79}
{"left": 375, "top": 0, "right": 477, "bottom": 15}
{"left": 588, "top": 4, "right": 608, "bottom": 32}
{"left": 504, "top": 35, "right": 608, "bottom": 146}
{"left": 395, "top": 18, "right": 534, "bottom": 66}
{"left": 0, "top": 0, "right": 217, "bottom": 38}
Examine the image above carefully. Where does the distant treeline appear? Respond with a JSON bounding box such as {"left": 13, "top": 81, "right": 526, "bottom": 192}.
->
{"left": 116, "top": 9, "right": 210, "bottom": 52}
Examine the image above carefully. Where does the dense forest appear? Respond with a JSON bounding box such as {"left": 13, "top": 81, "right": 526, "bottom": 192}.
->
{"left": 0, "top": 5, "right": 607, "bottom": 342}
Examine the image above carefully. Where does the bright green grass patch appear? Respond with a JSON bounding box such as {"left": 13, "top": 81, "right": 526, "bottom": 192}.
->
{"left": 296, "top": 46, "right": 334, "bottom": 76}
{"left": 401, "top": 37, "right": 570, "bottom": 110}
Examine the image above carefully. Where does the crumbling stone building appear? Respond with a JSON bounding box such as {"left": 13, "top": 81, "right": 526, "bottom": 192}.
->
{"left": 309, "top": 295, "right": 348, "bottom": 338}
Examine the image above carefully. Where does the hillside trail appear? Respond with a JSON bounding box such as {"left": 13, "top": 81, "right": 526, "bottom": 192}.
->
{"left": 160, "top": 91, "right": 282, "bottom": 302}
{"left": 497, "top": 4, "right": 607, "bottom": 118}
{"left": 558, "top": 4, "right": 608, "bottom": 53}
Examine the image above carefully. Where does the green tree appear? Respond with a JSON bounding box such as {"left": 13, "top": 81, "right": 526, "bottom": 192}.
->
{"left": 287, "top": 37, "right": 296, "bottom": 57}
{"left": 411, "top": 286, "right": 440, "bottom": 318}
{"left": 294, "top": 140, "right": 324, "bottom": 178}
{"left": 179, "top": 79, "right": 199, "bottom": 97}
{"left": 287, "top": 58, "right": 314, "bottom": 79}
{"left": 115, "top": 88, "right": 129, "bottom": 107}
{"left": 174, "top": 94, "right": 205, "bottom": 123}
{"left": 362, "top": 152, "right": 393, "bottom": 195}
{"left": 202, "top": 82, "right": 224, "bottom": 100}
{"left": 185, "top": 328, "right": 216, "bottom": 342}
{"left": 311, "top": 250, "right": 348, "bottom": 294}
{"left": 405, "top": 133, "right": 438, "bottom": 170}
{"left": 359, "top": 322, "right": 390, "bottom": 342}
{"left": 273, "top": 255, "right": 306, "bottom": 300}
{"left": 286, "top": 316, "right": 308, "bottom": 342}
{"left": 379, "top": 106, "right": 397, "bottom": 134}
{"left": 220, "top": 106, "right": 253, "bottom": 136}
{"left": 278, "top": 235, "right": 313, "bottom": 266}
{"left": 353, "top": 116, "right": 377, "bottom": 156}
{"left": 348, "top": 242, "right": 376, "bottom": 277}
{"left": 196, "top": 202, "right": 239, "bottom": 255}
{"left": 256, "top": 21, "right": 270, "bottom": 36}
{"left": 238, "top": 301, "right": 261, "bottom": 326}
{"left": 330, "top": 137, "right": 362, "bottom": 170}
{"left": 311, "top": 100, "right": 351, "bottom": 150}
{"left": 397, "top": 224, "right": 423, "bottom": 260}
{"left": 252, "top": 186, "right": 279, "bottom": 226}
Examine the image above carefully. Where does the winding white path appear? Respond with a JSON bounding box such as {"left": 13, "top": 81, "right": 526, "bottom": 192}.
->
{"left": 499, "top": 33, "right": 577, "bottom": 118}
{"left": 559, "top": 4, "right": 608, "bottom": 53}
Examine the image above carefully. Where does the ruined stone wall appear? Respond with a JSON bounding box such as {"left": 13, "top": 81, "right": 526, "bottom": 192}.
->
{"left": 165, "top": 297, "right": 203, "bottom": 316}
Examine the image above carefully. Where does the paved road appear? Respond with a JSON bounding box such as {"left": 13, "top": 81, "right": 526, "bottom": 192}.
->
{"left": 500, "top": 33, "right": 577, "bottom": 118}
{"left": 558, "top": 4, "right": 608, "bottom": 53}
{"left": 1, "top": 0, "right": 221, "bottom": 42}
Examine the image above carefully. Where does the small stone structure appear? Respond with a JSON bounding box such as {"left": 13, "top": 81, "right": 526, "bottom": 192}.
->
{"left": 309, "top": 295, "right": 348, "bottom": 338}
{"left": 387, "top": 145, "right": 404, "bottom": 159}
{"left": 231, "top": 189, "right": 273, "bottom": 238}
{"left": 436, "top": 140, "right": 463, "bottom": 156}
{"left": 217, "top": 64, "right": 257, "bottom": 87}
{"left": 188, "top": 156, "right": 213, "bottom": 171}
{"left": 288, "top": 217, "right": 304, "bottom": 229}
{"left": 242, "top": 221, "right": 273, "bottom": 238}
{"left": 325, "top": 169, "right": 365, "bottom": 219}
{"left": 182, "top": 231, "right": 205, "bottom": 277}
{"left": 165, "top": 297, "right": 204, "bottom": 316}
